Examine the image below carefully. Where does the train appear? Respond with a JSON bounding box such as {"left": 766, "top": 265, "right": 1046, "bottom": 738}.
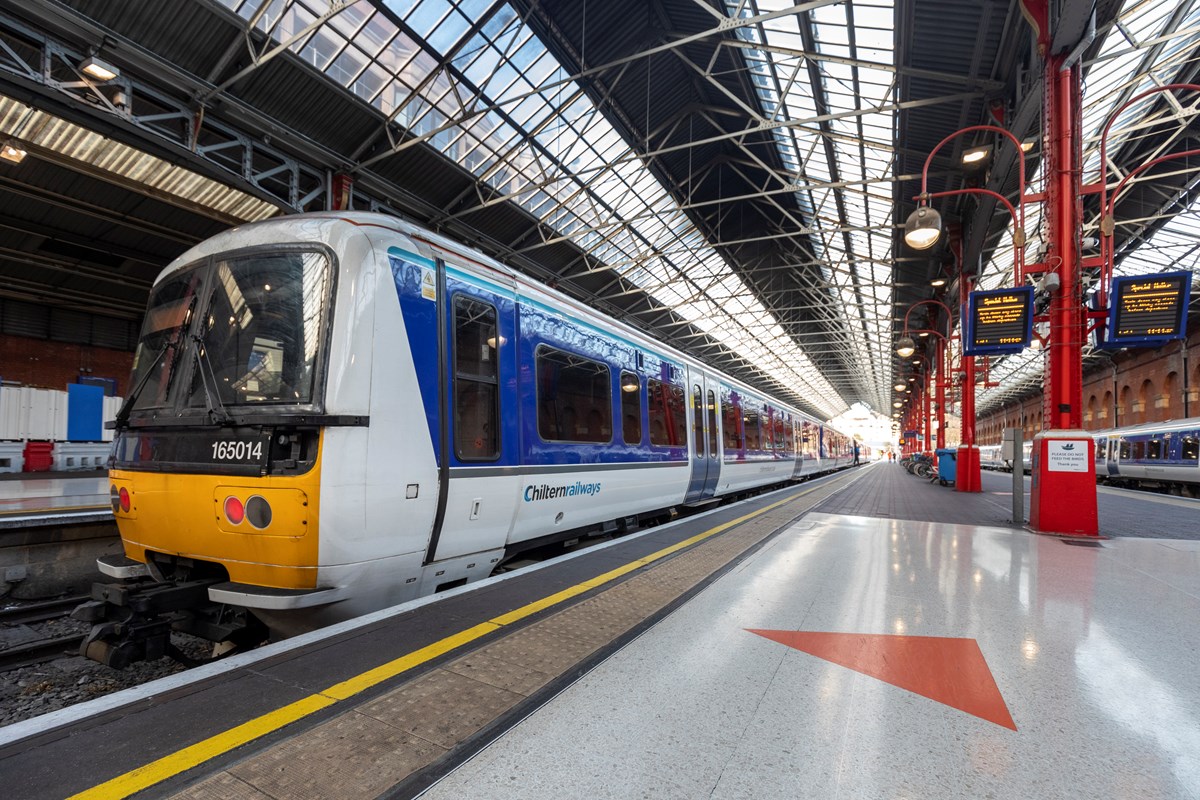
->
{"left": 78, "top": 212, "right": 861, "bottom": 668}
{"left": 978, "top": 417, "right": 1200, "bottom": 497}
{"left": 1093, "top": 418, "right": 1200, "bottom": 496}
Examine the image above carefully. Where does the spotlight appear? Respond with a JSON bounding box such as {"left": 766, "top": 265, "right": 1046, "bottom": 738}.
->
{"left": 895, "top": 336, "right": 916, "bottom": 358}
{"left": 81, "top": 55, "right": 119, "bottom": 81}
{"left": 0, "top": 141, "right": 26, "bottom": 164}
{"left": 962, "top": 147, "right": 989, "bottom": 165}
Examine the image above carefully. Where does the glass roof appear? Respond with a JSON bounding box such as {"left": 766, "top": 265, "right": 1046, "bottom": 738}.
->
{"left": 216, "top": 0, "right": 913, "bottom": 420}
{"left": 211, "top": 0, "right": 1197, "bottom": 421}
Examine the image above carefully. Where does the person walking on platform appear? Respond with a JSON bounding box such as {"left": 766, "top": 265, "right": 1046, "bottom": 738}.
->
{"left": 853, "top": 443, "right": 860, "bottom": 465}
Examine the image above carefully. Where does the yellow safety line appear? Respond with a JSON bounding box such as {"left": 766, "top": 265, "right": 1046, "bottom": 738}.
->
{"left": 69, "top": 482, "right": 824, "bottom": 799}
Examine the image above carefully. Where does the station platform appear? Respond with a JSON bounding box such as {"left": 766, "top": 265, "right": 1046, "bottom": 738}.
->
{"left": 0, "top": 472, "right": 110, "bottom": 527}
{"left": 2, "top": 462, "right": 1198, "bottom": 799}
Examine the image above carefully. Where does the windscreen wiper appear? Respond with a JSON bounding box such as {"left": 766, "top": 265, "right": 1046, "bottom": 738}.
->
{"left": 111, "top": 343, "right": 169, "bottom": 430}
{"left": 192, "top": 332, "right": 235, "bottom": 425}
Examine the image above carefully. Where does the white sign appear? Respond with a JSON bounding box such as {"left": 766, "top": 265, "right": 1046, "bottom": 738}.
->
{"left": 1047, "top": 440, "right": 1090, "bottom": 473}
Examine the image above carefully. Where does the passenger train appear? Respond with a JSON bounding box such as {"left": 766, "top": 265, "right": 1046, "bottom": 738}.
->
{"left": 80, "top": 213, "right": 859, "bottom": 667}
{"left": 978, "top": 418, "right": 1200, "bottom": 497}
{"left": 1092, "top": 418, "right": 1200, "bottom": 496}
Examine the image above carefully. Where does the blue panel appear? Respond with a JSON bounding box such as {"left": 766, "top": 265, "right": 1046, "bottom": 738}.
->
{"left": 67, "top": 383, "right": 104, "bottom": 441}
{"left": 517, "top": 298, "right": 686, "bottom": 466}
{"left": 1106, "top": 271, "right": 1191, "bottom": 347}
{"left": 964, "top": 286, "right": 1034, "bottom": 356}
{"left": 389, "top": 250, "right": 440, "bottom": 461}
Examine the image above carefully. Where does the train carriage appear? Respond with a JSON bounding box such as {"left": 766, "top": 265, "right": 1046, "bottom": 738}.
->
{"left": 84, "top": 213, "right": 860, "bottom": 667}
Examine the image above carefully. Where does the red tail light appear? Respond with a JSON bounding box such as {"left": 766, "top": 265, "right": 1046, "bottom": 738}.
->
{"left": 118, "top": 487, "right": 131, "bottom": 513}
{"left": 224, "top": 496, "right": 245, "bottom": 525}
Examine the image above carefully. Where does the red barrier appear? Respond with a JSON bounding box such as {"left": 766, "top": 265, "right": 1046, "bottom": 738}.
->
{"left": 22, "top": 441, "right": 53, "bottom": 472}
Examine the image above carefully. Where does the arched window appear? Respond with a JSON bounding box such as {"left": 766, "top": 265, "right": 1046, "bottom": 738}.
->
{"left": 1118, "top": 384, "right": 1132, "bottom": 424}
{"left": 1101, "top": 390, "right": 1113, "bottom": 424}
{"left": 1138, "top": 378, "right": 1154, "bottom": 424}
{"left": 1085, "top": 394, "right": 1096, "bottom": 426}
{"left": 1163, "top": 372, "right": 1179, "bottom": 421}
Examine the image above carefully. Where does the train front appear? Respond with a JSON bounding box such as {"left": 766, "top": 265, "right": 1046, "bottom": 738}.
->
{"left": 78, "top": 231, "right": 351, "bottom": 668}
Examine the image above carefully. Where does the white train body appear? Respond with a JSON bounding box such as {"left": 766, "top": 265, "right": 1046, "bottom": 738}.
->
{"left": 103, "top": 213, "right": 856, "bottom": 640}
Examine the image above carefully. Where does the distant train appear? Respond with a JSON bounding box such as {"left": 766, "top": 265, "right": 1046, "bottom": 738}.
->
{"left": 80, "top": 212, "right": 860, "bottom": 668}
{"left": 978, "top": 418, "right": 1200, "bottom": 497}
{"left": 1093, "top": 418, "right": 1200, "bottom": 496}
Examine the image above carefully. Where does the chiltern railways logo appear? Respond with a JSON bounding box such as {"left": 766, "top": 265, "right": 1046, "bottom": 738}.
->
{"left": 524, "top": 481, "right": 602, "bottom": 502}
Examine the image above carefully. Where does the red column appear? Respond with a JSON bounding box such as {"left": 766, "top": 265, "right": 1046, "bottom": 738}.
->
{"left": 957, "top": 276, "right": 981, "bottom": 492}
{"left": 1028, "top": 53, "right": 1098, "bottom": 535}
{"left": 935, "top": 342, "right": 946, "bottom": 450}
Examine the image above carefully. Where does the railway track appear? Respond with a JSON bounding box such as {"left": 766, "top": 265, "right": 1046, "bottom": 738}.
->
{"left": 0, "top": 596, "right": 88, "bottom": 672}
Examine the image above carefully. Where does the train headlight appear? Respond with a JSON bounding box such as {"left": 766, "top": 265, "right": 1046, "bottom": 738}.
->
{"left": 245, "top": 495, "right": 272, "bottom": 529}
{"left": 224, "top": 495, "right": 245, "bottom": 525}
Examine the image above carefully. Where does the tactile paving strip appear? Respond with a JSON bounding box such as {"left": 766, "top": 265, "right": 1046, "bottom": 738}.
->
{"left": 172, "top": 478, "right": 851, "bottom": 800}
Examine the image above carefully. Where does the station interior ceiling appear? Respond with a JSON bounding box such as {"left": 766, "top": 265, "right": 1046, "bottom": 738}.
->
{"left": 0, "top": 0, "right": 1198, "bottom": 421}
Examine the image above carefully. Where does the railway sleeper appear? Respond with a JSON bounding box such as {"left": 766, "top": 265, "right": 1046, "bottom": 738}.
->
{"left": 72, "top": 577, "right": 268, "bottom": 669}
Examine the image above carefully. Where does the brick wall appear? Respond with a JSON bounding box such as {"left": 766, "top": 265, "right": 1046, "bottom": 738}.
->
{"left": 0, "top": 334, "right": 134, "bottom": 394}
{"left": 975, "top": 327, "right": 1200, "bottom": 443}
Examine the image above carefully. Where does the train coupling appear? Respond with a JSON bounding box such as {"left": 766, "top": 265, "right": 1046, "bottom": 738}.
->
{"left": 72, "top": 575, "right": 267, "bottom": 669}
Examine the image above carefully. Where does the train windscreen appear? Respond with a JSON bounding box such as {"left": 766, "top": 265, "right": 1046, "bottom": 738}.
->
{"left": 187, "top": 251, "right": 331, "bottom": 407}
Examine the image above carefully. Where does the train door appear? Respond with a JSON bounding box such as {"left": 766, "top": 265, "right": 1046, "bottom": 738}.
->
{"left": 427, "top": 263, "right": 521, "bottom": 563}
{"left": 1107, "top": 437, "right": 1120, "bottom": 476}
{"left": 685, "top": 373, "right": 721, "bottom": 502}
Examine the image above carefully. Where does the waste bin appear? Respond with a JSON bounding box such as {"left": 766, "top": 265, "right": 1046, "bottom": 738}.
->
{"left": 935, "top": 448, "right": 957, "bottom": 486}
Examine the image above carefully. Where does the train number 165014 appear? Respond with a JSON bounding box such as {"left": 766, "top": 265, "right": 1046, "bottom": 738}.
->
{"left": 211, "top": 440, "right": 264, "bottom": 461}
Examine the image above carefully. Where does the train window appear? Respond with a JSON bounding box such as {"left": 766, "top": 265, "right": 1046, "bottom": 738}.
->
{"left": 453, "top": 296, "right": 499, "bottom": 460}
{"left": 536, "top": 346, "right": 611, "bottom": 443}
{"left": 782, "top": 416, "right": 794, "bottom": 454}
{"left": 707, "top": 390, "right": 718, "bottom": 458}
{"left": 692, "top": 385, "right": 704, "bottom": 456}
{"left": 1147, "top": 439, "right": 1162, "bottom": 460}
{"left": 620, "top": 371, "right": 641, "bottom": 445}
{"left": 722, "top": 394, "right": 743, "bottom": 450}
{"left": 186, "top": 251, "right": 332, "bottom": 409}
{"left": 744, "top": 409, "right": 762, "bottom": 450}
{"left": 129, "top": 265, "right": 206, "bottom": 411}
{"left": 1119, "top": 439, "right": 1131, "bottom": 460}
{"left": 1183, "top": 435, "right": 1199, "bottom": 460}
{"left": 801, "top": 421, "right": 819, "bottom": 458}
{"left": 648, "top": 378, "right": 686, "bottom": 447}
{"left": 1095, "top": 438, "right": 1106, "bottom": 463}
{"left": 1132, "top": 440, "right": 1146, "bottom": 460}
{"left": 773, "top": 412, "right": 787, "bottom": 452}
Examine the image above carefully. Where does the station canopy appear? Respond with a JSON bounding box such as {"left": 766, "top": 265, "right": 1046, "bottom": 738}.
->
{"left": 0, "top": 0, "right": 1198, "bottom": 421}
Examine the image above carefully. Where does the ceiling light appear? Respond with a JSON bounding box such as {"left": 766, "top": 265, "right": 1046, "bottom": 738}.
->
{"left": 930, "top": 277, "right": 947, "bottom": 287}
{"left": 894, "top": 383, "right": 906, "bottom": 392}
{"left": 81, "top": 55, "right": 120, "bottom": 81}
{"left": 0, "top": 141, "right": 26, "bottom": 164}
{"left": 918, "top": 331, "right": 929, "bottom": 338}
{"left": 893, "top": 401, "right": 903, "bottom": 408}
{"left": 962, "top": 147, "right": 989, "bottom": 165}
{"left": 1021, "top": 140, "right": 1034, "bottom": 152}
{"left": 895, "top": 336, "right": 916, "bottom": 358}
{"left": 903, "top": 206, "right": 942, "bottom": 250}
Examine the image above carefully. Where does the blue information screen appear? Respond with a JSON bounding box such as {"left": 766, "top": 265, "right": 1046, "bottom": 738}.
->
{"left": 1106, "top": 271, "right": 1191, "bottom": 346}
{"left": 964, "top": 286, "right": 1034, "bottom": 356}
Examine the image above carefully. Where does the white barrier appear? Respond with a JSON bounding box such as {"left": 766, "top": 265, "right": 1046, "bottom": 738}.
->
{"left": 0, "top": 386, "right": 123, "bottom": 444}
{"left": 0, "top": 441, "right": 23, "bottom": 473}
{"left": 52, "top": 441, "right": 111, "bottom": 471}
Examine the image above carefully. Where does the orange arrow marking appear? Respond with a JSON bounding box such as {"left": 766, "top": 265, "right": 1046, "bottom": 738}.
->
{"left": 748, "top": 630, "right": 1016, "bottom": 730}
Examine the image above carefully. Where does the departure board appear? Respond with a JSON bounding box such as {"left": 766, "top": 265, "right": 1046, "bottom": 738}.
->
{"left": 964, "top": 286, "right": 1034, "bottom": 356}
{"left": 1106, "top": 271, "right": 1191, "bottom": 346}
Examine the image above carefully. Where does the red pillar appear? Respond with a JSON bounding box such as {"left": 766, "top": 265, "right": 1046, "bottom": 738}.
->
{"left": 957, "top": 275, "right": 981, "bottom": 492}
{"left": 935, "top": 342, "right": 946, "bottom": 450}
{"left": 1028, "top": 53, "right": 1099, "bottom": 535}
